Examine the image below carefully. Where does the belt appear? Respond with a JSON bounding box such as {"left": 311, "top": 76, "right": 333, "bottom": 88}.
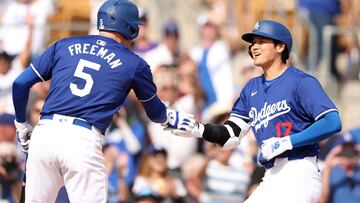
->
{"left": 40, "top": 114, "right": 92, "bottom": 130}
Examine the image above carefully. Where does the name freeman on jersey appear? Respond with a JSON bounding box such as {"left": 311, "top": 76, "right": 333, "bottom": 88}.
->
{"left": 68, "top": 43, "right": 122, "bottom": 69}
{"left": 249, "top": 100, "right": 291, "bottom": 131}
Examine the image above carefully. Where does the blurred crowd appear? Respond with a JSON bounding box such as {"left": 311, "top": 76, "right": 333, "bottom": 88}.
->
{"left": 0, "top": 0, "right": 359, "bottom": 203}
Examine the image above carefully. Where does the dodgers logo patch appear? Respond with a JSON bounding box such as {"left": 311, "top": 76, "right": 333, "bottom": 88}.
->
{"left": 249, "top": 99, "right": 291, "bottom": 131}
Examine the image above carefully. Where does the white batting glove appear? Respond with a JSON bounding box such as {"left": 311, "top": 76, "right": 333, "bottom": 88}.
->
{"left": 171, "top": 122, "right": 204, "bottom": 138}
{"left": 261, "top": 136, "right": 293, "bottom": 161}
{"left": 14, "top": 120, "right": 33, "bottom": 153}
{"left": 162, "top": 108, "right": 195, "bottom": 130}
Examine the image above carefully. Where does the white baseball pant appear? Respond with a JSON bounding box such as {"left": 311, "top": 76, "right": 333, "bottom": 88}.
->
{"left": 245, "top": 156, "right": 322, "bottom": 203}
{"left": 25, "top": 114, "right": 107, "bottom": 203}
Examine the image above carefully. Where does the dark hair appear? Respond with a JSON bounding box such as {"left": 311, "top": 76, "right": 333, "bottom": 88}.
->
{"left": 247, "top": 39, "right": 289, "bottom": 63}
{"left": 273, "top": 39, "right": 289, "bottom": 63}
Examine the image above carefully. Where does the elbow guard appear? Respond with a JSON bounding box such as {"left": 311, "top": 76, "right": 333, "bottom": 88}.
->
{"left": 202, "top": 120, "right": 249, "bottom": 150}
{"left": 221, "top": 121, "right": 242, "bottom": 149}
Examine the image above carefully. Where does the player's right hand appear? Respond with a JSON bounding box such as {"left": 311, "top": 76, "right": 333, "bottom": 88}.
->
{"left": 162, "top": 108, "right": 195, "bottom": 130}
{"left": 14, "top": 120, "right": 33, "bottom": 153}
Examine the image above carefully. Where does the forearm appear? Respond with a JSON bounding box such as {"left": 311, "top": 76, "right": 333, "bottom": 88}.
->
{"left": 141, "top": 95, "right": 167, "bottom": 123}
{"left": 290, "top": 111, "right": 341, "bottom": 147}
{"left": 197, "top": 116, "right": 250, "bottom": 149}
{"left": 13, "top": 68, "right": 41, "bottom": 122}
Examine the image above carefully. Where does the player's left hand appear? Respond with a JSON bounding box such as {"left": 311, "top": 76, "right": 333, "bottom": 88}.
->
{"left": 261, "top": 136, "right": 293, "bottom": 161}
{"left": 162, "top": 108, "right": 195, "bottom": 130}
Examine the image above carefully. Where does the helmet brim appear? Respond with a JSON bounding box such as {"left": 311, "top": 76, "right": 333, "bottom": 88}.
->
{"left": 241, "top": 31, "right": 280, "bottom": 44}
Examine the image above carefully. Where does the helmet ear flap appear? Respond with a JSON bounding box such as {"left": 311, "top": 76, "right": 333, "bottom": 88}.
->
{"left": 126, "top": 23, "right": 139, "bottom": 40}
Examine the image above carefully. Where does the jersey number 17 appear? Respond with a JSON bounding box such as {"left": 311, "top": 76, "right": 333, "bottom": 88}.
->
{"left": 276, "top": 122, "right": 292, "bottom": 138}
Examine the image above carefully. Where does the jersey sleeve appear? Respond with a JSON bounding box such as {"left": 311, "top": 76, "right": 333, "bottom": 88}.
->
{"left": 30, "top": 42, "right": 58, "bottom": 81}
{"left": 132, "top": 60, "right": 158, "bottom": 101}
{"left": 230, "top": 83, "right": 251, "bottom": 121}
{"left": 296, "top": 76, "right": 337, "bottom": 121}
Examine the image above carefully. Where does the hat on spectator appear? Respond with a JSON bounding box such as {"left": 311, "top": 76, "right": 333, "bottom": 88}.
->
{"left": 0, "top": 114, "right": 15, "bottom": 125}
{"left": 337, "top": 131, "right": 359, "bottom": 158}
{"left": 147, "top": 146, "right": 167, "bottom": 156}
{"left": 163, "top": 20, "right": 179, "bottom": 37}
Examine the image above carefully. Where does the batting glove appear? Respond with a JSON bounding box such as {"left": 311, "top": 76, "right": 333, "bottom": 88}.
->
{"left": 261, "top": 136, "right": 293, "bottom": 161}
{"left": 14, "top": 120, "right": 33, "bottom": 153}
{"left": 162, "top": 108, "right": 195, "bottom": 130}
{"left": 171, "top": 122, "right": 204, "bottom": 138}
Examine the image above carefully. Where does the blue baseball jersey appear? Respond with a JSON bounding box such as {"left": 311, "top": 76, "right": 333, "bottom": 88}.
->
{"left": 231, "top": 67, "right": 337, "bottom": 167}
{"left": 30, "top": 35, "right": 162, "bottom": 134}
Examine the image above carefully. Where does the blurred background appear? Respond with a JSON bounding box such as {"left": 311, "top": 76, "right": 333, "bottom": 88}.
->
{"left": 0, "top": 0, "right": 359, "bottom": 203}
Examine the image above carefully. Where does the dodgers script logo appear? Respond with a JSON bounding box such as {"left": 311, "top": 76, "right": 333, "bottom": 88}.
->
{"left": 249, "top": 100, "right": 291, "bottom": 131}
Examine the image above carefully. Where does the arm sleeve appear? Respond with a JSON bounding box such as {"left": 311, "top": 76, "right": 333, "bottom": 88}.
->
{"left": 290, "top": 111, "right": 342, "bottom": 147}
{"left": 12, "top": 67, "right": 42, "bottom": 122}
{"left": 132, "top": 60, "right": 167, "bottom": 123}
{"left": 141, "top": 95, "right": 167, "bottom": 123}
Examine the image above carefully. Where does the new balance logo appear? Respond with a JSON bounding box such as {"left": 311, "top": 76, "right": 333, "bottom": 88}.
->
{"left": 251, "top": 91, "right": 258, "bottom": 96}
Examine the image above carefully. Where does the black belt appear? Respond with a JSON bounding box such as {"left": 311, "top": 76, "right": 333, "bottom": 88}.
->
{"left": 40, "top": 114, "right": 92, "bottom": 130}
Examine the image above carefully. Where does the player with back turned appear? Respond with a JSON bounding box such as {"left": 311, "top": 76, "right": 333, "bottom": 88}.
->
{"left": 12, "top": 0, "right": 192, "bottom": 202}
{"left": 170, "top": 20, "right": 342, "bottom": 203}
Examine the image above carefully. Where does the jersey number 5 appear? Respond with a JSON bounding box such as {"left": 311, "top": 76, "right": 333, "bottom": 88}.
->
{"left": 70, "top": 59, "right": 101, "bottom": 97}
{"left": 276, "top": 122, "right": 292, "bottom": 138}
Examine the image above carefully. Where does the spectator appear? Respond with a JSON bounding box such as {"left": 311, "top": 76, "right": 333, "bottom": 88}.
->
{"left": 335, "top": 0, "right": 360, "bottom": 80}
{"left": 194, "top": 111, "right": 251, "bottom": 203}
{"left": 189, "top": 16, "right": 235, "bottom": 121}
{"left": 103, "top": 144, "right": 129, "bottom": 203}
{"left": 147, "top": 68, "right": 198, "bottom": 175}
{"left": 197, "top": 142, "right": 251, "bottom": 203}
{"left": 0, "top": 13, "right": 33, "bottom": 147}
{"left": 318, "top": 135, "right": 360, "bottom": 203}
{"left": 105, "top": 107, "right": 146, "bottom": 202}
{"left": 181, "top": 154, "right": 207, "bottom": 203}
{"left": 177, "top": 56, "right": 204, "bottom": 119}
{"left": 0, "top": 0, "right": 55, "bottom": 57}
{"left": 132, "top": 8, "right": 159, "bottom": 59}
{"left": 298, "top": 0, "right": 343, "bottom": 82}
{"left": 144, "top": 20, "right": 182, "bottom": 72}
{"left": 0, "top": 142, "right": 21, "bottom": 203}
{"left": 132, "top": 148, "right": 187, "bottom": 203}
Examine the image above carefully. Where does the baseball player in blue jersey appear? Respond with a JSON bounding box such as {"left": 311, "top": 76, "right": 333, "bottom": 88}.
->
{"left": 12, "top": 0, "right": 193, "bottom": 202}
{"left": 170, "top": 20, "right": 342, "bottom": 203}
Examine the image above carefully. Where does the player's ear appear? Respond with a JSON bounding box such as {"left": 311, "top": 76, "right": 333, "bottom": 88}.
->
{"left": 275, "top": 42, "right": 286, "bottom": 53}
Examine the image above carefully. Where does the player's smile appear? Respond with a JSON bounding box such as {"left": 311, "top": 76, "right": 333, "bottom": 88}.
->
{"left": 251, "top": 36, "right": 280, "bottom": 68}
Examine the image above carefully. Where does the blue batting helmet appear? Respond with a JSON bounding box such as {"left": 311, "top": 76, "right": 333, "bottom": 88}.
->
{"left": 97, "top": 0, "right": 143, "bottom": 40}
{"left": 242, "top": 20, "right": 293, "bottom": 53}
